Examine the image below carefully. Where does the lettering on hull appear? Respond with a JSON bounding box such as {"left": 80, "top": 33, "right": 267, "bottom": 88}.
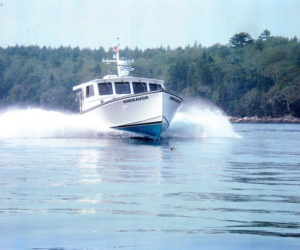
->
{"left": 123, "top": 96, "right": 149, "bottom": 104}
{"left": 169, "top": 96, "right": 181, "bottom": 104}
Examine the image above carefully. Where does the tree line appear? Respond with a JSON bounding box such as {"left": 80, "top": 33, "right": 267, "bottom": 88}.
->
{"left": 0, "top": 29, "right": 299, "bottom": 117}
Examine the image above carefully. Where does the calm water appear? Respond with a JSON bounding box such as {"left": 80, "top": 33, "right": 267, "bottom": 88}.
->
{"left": 1, "top": 123, "right": 300, "bottom": 249}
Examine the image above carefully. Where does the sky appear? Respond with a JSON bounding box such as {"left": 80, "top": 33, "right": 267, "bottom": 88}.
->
{"left": 1, "top": 0, "right": 300, "bottom": 50}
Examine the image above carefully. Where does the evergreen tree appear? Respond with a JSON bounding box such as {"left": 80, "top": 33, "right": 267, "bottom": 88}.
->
{"left": 258, "top": 29, "right": 271, "bottom": 40}
{"left": 229, "top": 32, "right": 254, "bottom": 48}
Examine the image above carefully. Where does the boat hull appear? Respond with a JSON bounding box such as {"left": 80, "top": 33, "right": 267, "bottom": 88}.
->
{"left": 81, "top": 90, "right": 182, "bottom": 138}
{"left": 113, "top": 122, "right": 163, "bottom": 138}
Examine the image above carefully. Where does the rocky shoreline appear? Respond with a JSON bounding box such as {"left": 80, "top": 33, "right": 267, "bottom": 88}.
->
{"left": 229, "top": 115, "right": 300, "bottom": 124}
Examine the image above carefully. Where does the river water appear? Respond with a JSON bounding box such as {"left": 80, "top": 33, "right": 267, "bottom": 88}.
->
{"left": 0, "top": 107, "right": 299, "bottom": 249}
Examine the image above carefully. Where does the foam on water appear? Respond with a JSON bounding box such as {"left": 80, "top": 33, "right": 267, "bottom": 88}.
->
{"left": 0, "top": 102, "right": 238, "bottom": 139}
{"left": 167, "top": 104, "right": 238, "bottom": 138}
{"left": 0, "top": 108, "right": 119, "bottom": 138}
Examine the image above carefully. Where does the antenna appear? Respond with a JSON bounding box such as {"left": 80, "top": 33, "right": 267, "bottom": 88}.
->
{"left": 102, "top": 39, "right": 134, "bottom": 77}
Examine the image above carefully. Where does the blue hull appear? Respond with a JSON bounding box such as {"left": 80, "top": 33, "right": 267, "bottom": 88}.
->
{"left": 113, "top": 122, "right": 163, "bottom": 139}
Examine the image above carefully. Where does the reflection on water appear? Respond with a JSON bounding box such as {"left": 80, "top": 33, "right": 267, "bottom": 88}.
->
{"left": 0, "top": 124, "right": 300, "bottom": 248}
{"left": 76, "top": 138, "right": 165, "bottom": 185}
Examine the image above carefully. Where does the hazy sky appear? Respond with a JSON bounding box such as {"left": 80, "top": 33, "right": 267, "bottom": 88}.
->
{"left": 1, "top": 0, "right": 300, "bottom": 50}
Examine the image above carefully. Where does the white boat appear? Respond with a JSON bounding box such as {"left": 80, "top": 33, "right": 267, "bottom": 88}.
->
{"left": 72, "top": 42, "right": 183, "bottom": 139}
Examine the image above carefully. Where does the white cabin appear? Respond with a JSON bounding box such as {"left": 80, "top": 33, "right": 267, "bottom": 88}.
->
{"left": 73, "top": 77, "right": 165, "bottom": 113}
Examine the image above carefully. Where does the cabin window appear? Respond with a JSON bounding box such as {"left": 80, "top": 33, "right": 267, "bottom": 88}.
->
{"left": 133, "top": 82, "right": 147, "bottom": 94}
{"left": 149, "top": 83, "right": 162, "bottom": 91}
{"left": 115, "top": 82, "right": 131, "bottom": 94}
{"left": 98, "top": 83, "right": 113, "bottom": 95}
{"left": 86, "top": 85, "right": 95, "bottom": 98}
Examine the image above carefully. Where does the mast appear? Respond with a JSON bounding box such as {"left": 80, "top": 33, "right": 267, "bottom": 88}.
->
{"left": 103, "top": 39, "right": 134, "bottom": 77}
{"left": 115, "top": 38, "right": 120, "bottom": 62}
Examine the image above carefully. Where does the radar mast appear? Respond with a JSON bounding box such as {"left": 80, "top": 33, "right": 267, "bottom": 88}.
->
{"left": 103, "top": 39, "right": 134, "bottom": 77}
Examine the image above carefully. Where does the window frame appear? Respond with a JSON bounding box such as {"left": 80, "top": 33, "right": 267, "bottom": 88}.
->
{"left": 98, "top": 82, "right": 113, "bottom": 96}
{"left": 149, "top": 83, "right": 162, "bottom": 91}
{"left": 132, "top": 82, "right": 147, "bottom": 94}
{"left": 86, "top": 84, "right": 95, "bottom": 98}
{"left": 114, "top": 81, "right": 131, "bottom": 94}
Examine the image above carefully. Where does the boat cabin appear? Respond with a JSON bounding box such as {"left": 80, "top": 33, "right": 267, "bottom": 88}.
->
{"left": 73, "top": 41, "right": 166, "bottom": 113}
{"left": 73, "top": 77, "right": 165, "bottom": 112}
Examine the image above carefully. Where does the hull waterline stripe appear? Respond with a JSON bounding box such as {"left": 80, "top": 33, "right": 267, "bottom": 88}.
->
{"left": 112, "top": 121, "right": 162, "bottom": 129}
{"left": 113, "top": 122, "right": 163, "bottom": 138}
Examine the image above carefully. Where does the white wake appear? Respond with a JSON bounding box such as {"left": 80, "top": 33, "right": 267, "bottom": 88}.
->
{"left": 167, "top": 105, "right": 238, "bottom": 138}
{"left": 0, "top": 103, "right": 238, "bottom": 139}
{"left": 0, "top": 108, "right": 117, "bottom": 138}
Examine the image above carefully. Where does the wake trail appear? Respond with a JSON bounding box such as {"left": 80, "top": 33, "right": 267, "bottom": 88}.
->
{"left": 0, "top": 102, "right": 238, "bottom": 139}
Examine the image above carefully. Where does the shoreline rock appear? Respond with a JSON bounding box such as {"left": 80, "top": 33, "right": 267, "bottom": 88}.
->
{"left": 228, "top": 115, "right": 300, "bottom": 124}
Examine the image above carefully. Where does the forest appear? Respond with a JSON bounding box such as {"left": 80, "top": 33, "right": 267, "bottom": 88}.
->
{"left": 0, "top": 29, "right": 299, "bottom": 117}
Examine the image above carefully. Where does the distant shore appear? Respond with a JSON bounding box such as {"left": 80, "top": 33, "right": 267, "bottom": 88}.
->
{"left": 229, "top": 115, "right": 300, "bottom": 124}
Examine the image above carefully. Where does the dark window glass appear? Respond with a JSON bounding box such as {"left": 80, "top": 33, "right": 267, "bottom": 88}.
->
{"left": 98, "top": 83, "right": 113, "bottom": 95}
{"left": 86, "top": 85, "right": 95, "bottom": 98}
{"left": 115, "top": 82, "right": 131, "bottom": 94}
{"left": 149, "top": 83, "right": 158, "bottom": 91}
{"left": 151, "top": 83, "right": 163, "bottom": 91}
{"left": 133, "top": 82, "right": 147, "bottom": 94}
